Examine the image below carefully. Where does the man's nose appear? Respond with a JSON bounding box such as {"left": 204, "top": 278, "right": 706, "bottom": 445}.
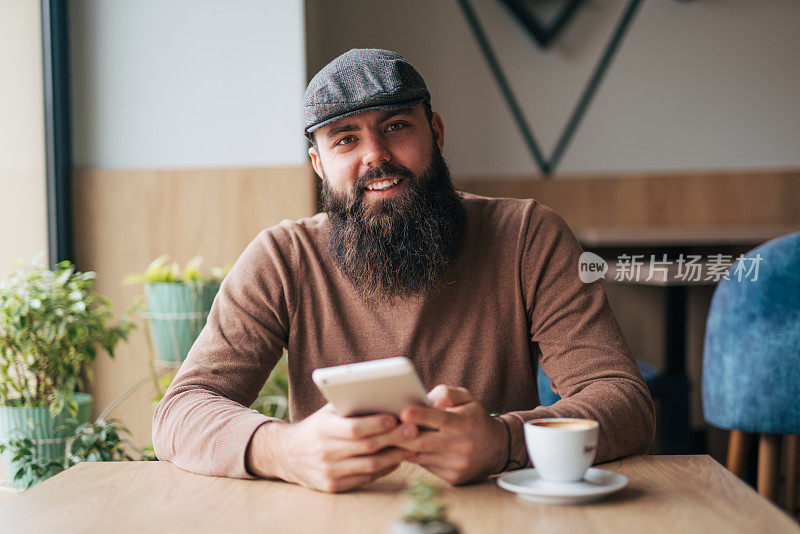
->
{"left": 361, "top": 135, "right": 391, "bottom": 168}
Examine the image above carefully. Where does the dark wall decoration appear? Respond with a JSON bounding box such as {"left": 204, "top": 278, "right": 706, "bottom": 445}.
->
{"left": 456, "top": 0, "right": 645, "bottom": 177}
{"left": 497, "top": 0, "right": 586, "bottom": 49}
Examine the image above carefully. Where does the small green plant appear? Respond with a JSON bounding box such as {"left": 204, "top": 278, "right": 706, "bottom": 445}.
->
{"left": 123, "top": 255, "right": 232, "bottom": 285}
{"left": 0, "top": 255, "right": 138, "bottom": 417}
{"left": 402, "top": 480, "right": 446, "bottom": 524}
{"left": 149, "top": 352, "right": 290, "bottom": 419}
{"left": 139, "top": 445, "right": 157, "bottom": 462}
{"left": 151, "top": 372, "right": 178, "bottom": 406}
{"left": 0, "top": 420, "right": 63, "bottom": 487}
{"left": 64, "top": 417, "right": 136, "bottom": 464}
{"left": 250, "top": 353, "right": 290, "bottom": 418}
{"left": 0, "top": 417, "right": 135, "bottom": 488}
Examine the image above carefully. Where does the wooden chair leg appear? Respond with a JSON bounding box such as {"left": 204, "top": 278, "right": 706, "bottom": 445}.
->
{"left": 727, "top": 430, "right": 752, "bottom": 478}
{"left": 758, "top": 434, "right": 782, "bottom": 502}
{"left": 784, "top": 434, "right": 799, "bottom": 514}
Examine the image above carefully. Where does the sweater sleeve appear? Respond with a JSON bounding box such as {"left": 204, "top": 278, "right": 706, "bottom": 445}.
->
{"left": 505, "top": 203, "right": 656, "bottom": 468}
{"left": 151, "top": 226, "right": 293, "bottom": 479}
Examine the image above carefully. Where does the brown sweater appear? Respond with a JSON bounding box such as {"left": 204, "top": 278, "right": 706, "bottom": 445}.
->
{"left": 152, "top": 192, "right": 656, "bottom": 479}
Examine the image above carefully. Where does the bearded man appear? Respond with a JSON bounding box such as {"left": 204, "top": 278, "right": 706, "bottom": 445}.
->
{"left": 153, "top": 49, "right": 655, "bottom": 493}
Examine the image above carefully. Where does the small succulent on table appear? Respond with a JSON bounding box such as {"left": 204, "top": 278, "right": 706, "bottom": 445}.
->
{"left": 389, "top": 480, "right": 460, "bottom": 534}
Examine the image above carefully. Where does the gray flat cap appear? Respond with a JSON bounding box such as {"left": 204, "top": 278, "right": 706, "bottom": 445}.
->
{"left": 303, "top": 48, "right": 431, "bottom": 139}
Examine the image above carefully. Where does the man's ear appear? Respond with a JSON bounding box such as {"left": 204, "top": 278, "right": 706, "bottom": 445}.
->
{"left": 308, "top": 146, "right": 324, "bottom": 179}
{"left": 430, "top": 112, "right": 444, "bottom": 152}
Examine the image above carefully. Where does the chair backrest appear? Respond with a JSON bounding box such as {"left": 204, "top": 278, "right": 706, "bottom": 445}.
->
{"left": 538, "top": 360, "right": 660, "bottom": 408}
{"left": 702, "top": 232, "right": 800, "bottom": 434}
{"left": 537, "top": 366, "right": 560, "bottom": 407}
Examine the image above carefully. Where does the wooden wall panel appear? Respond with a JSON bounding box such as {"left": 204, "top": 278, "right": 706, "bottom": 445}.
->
{"left": 72, "top": 165, "right": 317, "bottom": 451}
{"left": 455, "top": 168, "right": 800, "bottom": 229}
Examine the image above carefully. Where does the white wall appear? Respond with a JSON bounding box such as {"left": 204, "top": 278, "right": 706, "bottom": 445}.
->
{"left": 71, "top": 0, "right": 308, "bottom": 169}
{"left": 306, "top": 0, "right": 800, "bottom": 177}
{"left": 0, "top": 0, "right": 48, "bottom": 275}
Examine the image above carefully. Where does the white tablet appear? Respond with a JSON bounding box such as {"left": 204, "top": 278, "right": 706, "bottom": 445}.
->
{"left": 312, "top": 357, "right": 431, "bottom": 418}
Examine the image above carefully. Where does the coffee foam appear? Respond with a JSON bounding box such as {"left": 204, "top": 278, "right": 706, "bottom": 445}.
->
{"left": 528, "top": 419, "right": 597, "bottom": 429}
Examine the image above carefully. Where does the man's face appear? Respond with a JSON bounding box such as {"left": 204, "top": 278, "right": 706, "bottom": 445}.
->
{"left": 307, "top": 103, "right": 465, "bottom": 302}
{"left": 308, "top": 103, "right": 444, "bottom": 212}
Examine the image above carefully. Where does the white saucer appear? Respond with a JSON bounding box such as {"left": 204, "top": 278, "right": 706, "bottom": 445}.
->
{"left": 496, "top": 467, "right": 629, "bottom": 505}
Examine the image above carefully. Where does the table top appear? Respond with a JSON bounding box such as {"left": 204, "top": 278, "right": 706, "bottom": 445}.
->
{"left": 1, "top": 455, "right": 798, "bottom": 533}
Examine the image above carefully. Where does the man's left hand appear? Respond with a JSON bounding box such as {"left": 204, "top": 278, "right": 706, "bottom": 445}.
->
{"left": 398, "top": 384, "right": 507, "bottom": 485}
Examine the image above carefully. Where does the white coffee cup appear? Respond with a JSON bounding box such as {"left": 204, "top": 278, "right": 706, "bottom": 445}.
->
{"left": 524, "top": 418, "right": 599, "bottom": 482}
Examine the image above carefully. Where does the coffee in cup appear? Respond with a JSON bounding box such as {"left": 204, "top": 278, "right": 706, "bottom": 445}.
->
{"left": 524, "top": 418, "right": 599, "bottom": 482}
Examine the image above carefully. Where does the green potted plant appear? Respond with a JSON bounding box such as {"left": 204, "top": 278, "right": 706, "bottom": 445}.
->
{"left": 124, "top": 255, "right": 231, "bottom": 363}
{"left": 0, "top": 416, "right": 136, "bottom": 488}
{"left": 0, "top": 255, "right": 136, "bottom": 487}
{"left": 390, "top": 480, "right": 459, "bottom": 534}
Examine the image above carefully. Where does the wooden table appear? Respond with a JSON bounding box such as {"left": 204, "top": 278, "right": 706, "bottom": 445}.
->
{"left": 1, "top": 455, "right": 798, "bottom": 533}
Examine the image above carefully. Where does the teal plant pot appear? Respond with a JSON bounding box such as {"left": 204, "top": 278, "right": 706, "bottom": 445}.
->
{"left": 0, "top": 392, "right": 93, "bottom": 488}
{"left": 144, "top": 282, "right": 220, "bottom": 363}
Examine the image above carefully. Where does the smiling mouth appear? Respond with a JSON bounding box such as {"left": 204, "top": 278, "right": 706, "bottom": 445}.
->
{"left": 363, "top": 177, "right": 403, "bottom": 192}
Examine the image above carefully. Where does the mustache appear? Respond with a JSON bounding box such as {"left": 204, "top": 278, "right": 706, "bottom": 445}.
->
{"left": 353, "top": 163, "right": 415, "bottom": 191}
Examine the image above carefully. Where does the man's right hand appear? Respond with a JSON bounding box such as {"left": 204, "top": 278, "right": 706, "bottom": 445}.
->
{"left": 246, "top": 403, "right": 419, "bottom": 493}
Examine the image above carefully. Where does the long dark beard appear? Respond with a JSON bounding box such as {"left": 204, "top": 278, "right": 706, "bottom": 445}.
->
{"left": 322, "top": 143, "right": 465, "bottom": 303}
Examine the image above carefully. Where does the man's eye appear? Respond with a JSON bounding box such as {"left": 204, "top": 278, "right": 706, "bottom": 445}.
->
{"left": 335, "top": 136, "right": 356, "bottom": 146}
{"left": 386, "top": 122, "right": 407, "bottom": 132}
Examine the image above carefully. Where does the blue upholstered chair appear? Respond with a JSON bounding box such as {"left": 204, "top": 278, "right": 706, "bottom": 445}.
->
{"left": 537, "top": 359, "right": 660, "bottom": 408}
{"left": 536, "top": 366, "right": 561, "bottom": 407}
{"left": 702, "top": 232, "right": 800, "bottom": 505}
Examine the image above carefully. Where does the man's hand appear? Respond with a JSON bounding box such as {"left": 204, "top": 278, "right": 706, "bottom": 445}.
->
{"left": 246, "top": 403, "right": 419, "bottom": 493}
{"left": 398, "top": 385, "right": 507, "bottom": 485}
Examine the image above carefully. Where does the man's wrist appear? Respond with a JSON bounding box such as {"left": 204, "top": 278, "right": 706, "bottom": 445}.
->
{"left": 501, "top": 414, "right": 529, "bottom": 469}
{"left": 245, "top": 420, "right": 288, "bottom": 480}
{"left": 489, "top": 414, "right": 511, "bottom": 475}
{"left": 491, "top": 414, "right": 528, "bottom": 472}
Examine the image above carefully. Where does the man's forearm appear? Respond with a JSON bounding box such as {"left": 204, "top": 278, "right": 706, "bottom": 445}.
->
{"left": 245, "top": 421, "right": 290, "bottom": 480}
